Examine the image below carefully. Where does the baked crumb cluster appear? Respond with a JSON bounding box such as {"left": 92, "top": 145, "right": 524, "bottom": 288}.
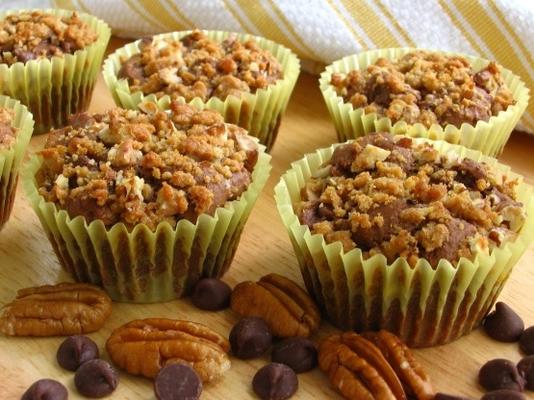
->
{"left": 0, "top": 107, "right": 16, "bottom": 149}
{"left": 36, "top": 102, "right": 259, "bottom": 229}
{"left": 330, "top": 51, "right": 515, "bottom": 128}
{"left": 118, "top": 30, "right": 283, "bottom": 102}
{"left": 297, "top": 133, "right": 526, "bottom": 267}
{"left": 0, "top": 11, "right": 97, "bottom": 65}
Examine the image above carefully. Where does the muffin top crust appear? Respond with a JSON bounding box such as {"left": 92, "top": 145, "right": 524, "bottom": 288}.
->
{"left": 0, "top": 107, "right": 16, "bottom": 149}
{"left": 297, "top": 133, "right": 526, "bottom": 267}
{"left": 0, "top": 11, "right": 97, "bottom": 65}
{"left": 118, "top": 30, "right": 283, "bottom": 102}
{"left": 36, "top": 102, "right": 259, "bottom": 230}
{"left": 330, "top": 51, "right": 515, "bottom": 128}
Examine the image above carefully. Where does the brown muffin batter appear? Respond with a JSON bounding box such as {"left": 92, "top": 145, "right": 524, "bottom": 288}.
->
{"left": 297, "top": 133, "right": 525, "bottom": 267}
{"left": 0, "top": 11, "right": 97, "bottom": 65}
{"left": 118, "top": 30, "right": 283, "bottom": 102}
{"left": 36, "top": 102, "right": 259, "bottom": 230}
{"left": 0, "top": 107, "right": 16, "bottom": 149}
{"left": 330, "top": 51, "right": 515, "bottom": 128}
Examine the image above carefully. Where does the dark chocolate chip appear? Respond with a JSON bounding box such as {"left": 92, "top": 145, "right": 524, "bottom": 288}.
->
{"left": 271, "top": 337, "right": 317, "bottom": 373}
{"left": 154, "top": 363, "right": 202, "bottom": 400}
{"left": 483, "top": 302, "right": 524, "bottom": 342}
{"left": 191, "top": 278, "right": 232, "bottom": 311}
{"left": 21, "top": 379, "right": 68, "bottom": 400}
{"left": 252, "top": 363, "right": 298, "bottom": 400}
{"left": 479, "top": 359, "right": 525, "bottom": 392}
{"left": 481, "top": 390, "right": 526, "bottom": 400}
{"left": 520, "top": 326, "right": 534, "bottom": 355}
{"left": 74, "top": 359, "right": 118, "bottom": 398}
{"left": 56, "top": 335, "right": 99, "bottom": 371}
{"left": 517, "top": 355, "right": 534, "bottom": 391}
{"left": 434, "top": 393, "right": 473, "bottom": 400}
{"left": 229, "top": 317, "right": 272, "bottom": 359}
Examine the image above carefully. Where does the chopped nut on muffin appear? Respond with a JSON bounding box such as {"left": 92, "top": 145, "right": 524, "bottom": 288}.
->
{"left": 0, "top": 11, "right": 97, "bottom": 65}
{"left": 0, "top": 107, "right": 16, "bottom": 149}
{"left": 118, "top": 30, "right": 283, "bottom": 102}
{"left": 297, "top": 132, "right": 526, "bottom": 267}
{"left": 330, "top": 51, "right": 515, "bottom": 128}
{"left": 36, "top": 101, "right": 258, "bottom": 229}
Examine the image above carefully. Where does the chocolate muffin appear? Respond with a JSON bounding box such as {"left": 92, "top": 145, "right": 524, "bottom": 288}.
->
{"left": 26, "top": 101, "right": 271, "bottom": 302}
{"left": 330, "top": 51, "right": 515, "bottom": 128}
{"left": 36, "top": 102, "right": 259, "bottom": 230}
{"left": 0, "top": 11, "right": 97, "bottom": 65}
{"left": 118, "top": 30, "right": 283, "bottom": 102}
{"left": 297, "top": 132, "right": 525, "bottom": 267}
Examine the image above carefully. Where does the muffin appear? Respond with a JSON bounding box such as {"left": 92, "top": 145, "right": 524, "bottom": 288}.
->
{"left": 24, "top": 101, "right": 271, "bottom": 302}
{"left": 0, "top": 9, "right": 111, "bottom": 134}
{"left": 0, "top": 95, "right": 34, "bottom": 229}
{"left": 103, "top": 30, "right": 300, "bottom": 151}
{"left": 275, "top": 132, "right": 534, "bottom": 347}
{"left": 320, "top": 49, "right": 529, "bottom": 156}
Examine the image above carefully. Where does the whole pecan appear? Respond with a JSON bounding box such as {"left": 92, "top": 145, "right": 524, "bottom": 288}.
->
{"left": 319, "top": 332, "right": 406, "bottom": 400}
{"left": 106, "top": 318, "right": 230, "bottom": 382}
{"left": 362, "top": 331, "right": 434, "bottom": 400}
{"left": 230, "top": 273, "right": 320, "bottom": 338}
{"left": 0, "top": 282, "right": 112, "bottom": 336}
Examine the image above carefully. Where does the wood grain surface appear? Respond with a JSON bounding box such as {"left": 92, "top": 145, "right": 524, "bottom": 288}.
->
{"left": 1, "top": 38, "right": 534, "bottom": 400}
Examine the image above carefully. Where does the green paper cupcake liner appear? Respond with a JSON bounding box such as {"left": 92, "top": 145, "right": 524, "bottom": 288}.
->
{"left": 0, "top": 9, "right": 111, "bottom": 134}
{"left": 275, "top": 138, "right": 534, "bottom": 347}
{"left": 102, "top": 30, "right": 300, "bottom": 151}
{"left": 319, "top": 48, "right": 530, "bottom": 157}
{"left": 0, "top": 95, "right": 34, "bottom": 230}
{"left": 23, "top": 143, "right": 272, "bottom": 303}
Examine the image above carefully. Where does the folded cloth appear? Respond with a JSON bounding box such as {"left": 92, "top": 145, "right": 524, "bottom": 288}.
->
{"left": 5, "top": 0, "right": 534, "bottom": 134}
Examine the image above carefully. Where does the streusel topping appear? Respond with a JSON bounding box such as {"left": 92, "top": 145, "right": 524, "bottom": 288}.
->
{"left": 297, "top": 133, "right": 525, "bottom": 267}
{"left": 118, "top": 30, "right": 283, "bottom": 102}
{"left": 0, "top": 11, "right": 97, "bottom": 65}
{"left": 0, "top": 107, "right": 16, "bottom": 149}
{"left": 36, "top": 102, "right": 259, "bottom": 229}
{"left": 330, "top": 51, "right": 515, "bottom": 128}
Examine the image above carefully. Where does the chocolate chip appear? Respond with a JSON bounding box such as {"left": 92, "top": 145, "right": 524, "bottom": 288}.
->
{"left": 74, "top": 359, "right": 119, "bottom": 398}
{"left": 229, "top": 317, "right": 272, "bottom": 359}
{"left": 191, "top": 278, "right": 232, "bottom": 311}
{"left": 483, "top": 302, "right": 524, "bottom": 342}
{"left": 481, "top": 390, "right": 526, "bottom": 400}
{"left": 517, "top": 355, "right": 534, "bottom": 390}
{"left": 520, "top": 326, "right": 534, "bottom": 355}
{"left": 434, "top": 393, "right": 473, "bottom": 400}
{"left": 271, "top": 338, "right": 317, "bottom": 373}
{"left": 479, "top": 359, "right": 525, "bottom": 392}
{"left": 154, "top": 363, "right": 202, "bottom": 400}
{"left": 252, "top": 363, "right": 298, "bottom": 400}
{"left": 56, "top": 335, "right": 99, "bottom": 371}
{"left": 21, "top": 379, "right": 68, "bottom": 400}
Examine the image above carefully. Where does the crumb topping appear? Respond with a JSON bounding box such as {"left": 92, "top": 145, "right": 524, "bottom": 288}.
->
{"left": 0, "top": 107, "right": 16, "bottom": 149}
{"left": 118, "top": 30, "right": 283, "bottom": 102}
{"left": 330, "top": 51, "right": 515, "bottom": 128}
{"left": 0, "top": 11, "right": 97, "bottom": 65}
{"left": 297, "top": 133, "right": 526, "bottom": 267}
{"left": 36, "top": 102, "right": 259, "bottom": 229}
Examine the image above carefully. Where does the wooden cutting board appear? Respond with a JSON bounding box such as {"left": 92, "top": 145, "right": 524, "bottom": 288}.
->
{"left": 1, "top": 38, "right": 534, "bottom": 400}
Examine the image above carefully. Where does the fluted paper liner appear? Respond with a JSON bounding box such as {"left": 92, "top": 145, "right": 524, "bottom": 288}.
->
{"left": 275, "top": 139, "right": 534, "bottom": 347}
{"left": 0, "top": 9, "right": 111, "bottom": 134}
{"left": 319, "top": 48, "right": 530, "bottom": 157}
{"left": 102, "top": 30, "right": 300, "bottom": 151}
{"left": 0, "top": 95, "right": 34, "bottom": 229}
{"left": 24, "top": 144, "right": 271, "bottom": 303}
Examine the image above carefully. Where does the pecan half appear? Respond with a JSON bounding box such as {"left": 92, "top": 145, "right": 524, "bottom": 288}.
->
{"left": 362, "top": 330, "right": 434, "bottom": 400}
{"left": 318, "top": 332, "right": 406, "bottom": 400}
{"left": 230, "top": 273, "right": 321, "bottom": 338}
{"left": 0, "top": 282, "right": 112, "bottom": 336}
{"left": 106, "top": 318, "right": 230, "bottom": 382}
